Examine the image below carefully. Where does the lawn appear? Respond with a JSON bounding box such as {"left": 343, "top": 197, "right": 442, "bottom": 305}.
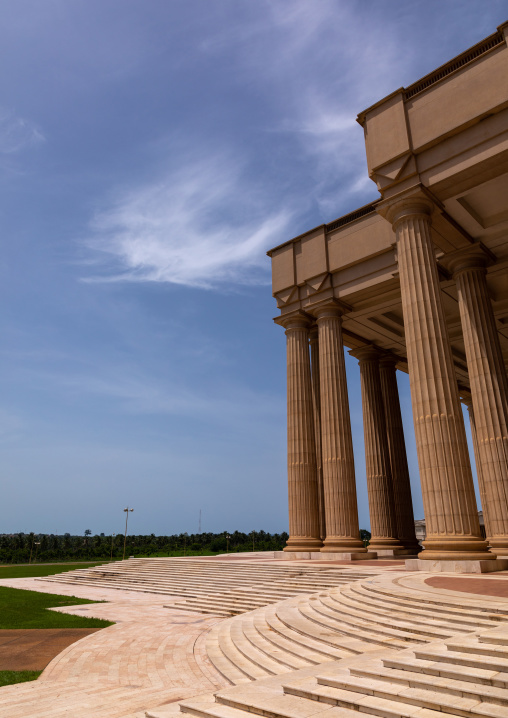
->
{"left": 0, "top": 586, "right": 112, "bottom": 629}
{"left": 0, "top": 670, "right": 41, "bottom": 687}
{"left": 0, "top": 561, "right": 112, "bottom": 580}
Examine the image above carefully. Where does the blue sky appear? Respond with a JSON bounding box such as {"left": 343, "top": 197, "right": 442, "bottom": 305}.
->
{"left": 0, "top": 0, "right": 506, "bottom": 536}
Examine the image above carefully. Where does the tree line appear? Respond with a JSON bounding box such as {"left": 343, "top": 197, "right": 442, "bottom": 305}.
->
{"left": 0, "top": 530, "right": 292, "bottom": 563}
{"left": 0, "top": 528, "right": 372, "bottom": 563}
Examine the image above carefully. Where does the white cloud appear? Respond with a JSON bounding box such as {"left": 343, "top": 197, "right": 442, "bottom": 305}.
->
{"left": 0, "top": 109, "right": 45, "bottom": 154}
{"left": 85, "top": 150, "right": 291, "bottom": 289}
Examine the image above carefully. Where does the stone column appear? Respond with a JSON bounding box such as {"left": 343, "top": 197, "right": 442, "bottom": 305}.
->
{"left": 309, "top": 326, "right": 326, "bottom": 541}
{"left": 314, "top": 303, "right": 366, "bottom": 553}
{"left": 442, "top": 246, "right": 508, "bottom": 554}
{"left": 461, "top": 391, "right": 492, "bottom": 543}
{"left": 351, "top": 347, "right": 402, "bottom": 551}
{"left": 379, "top": 355, "right": 420, "bottom": 551}
{"left": 277, "top": 313, "right": 322, "bottom": 552}
{"left": 383, "top": 196, "right": 490, "bottom": 561}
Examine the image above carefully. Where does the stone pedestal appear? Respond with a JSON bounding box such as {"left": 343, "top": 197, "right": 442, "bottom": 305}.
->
{"left": 383, "top": 194, "right": 492, "bottom": 562}
{"left": 442, "top": 245, "right": 508, "bottom": 556}
{"left": 351, "top": 346, "right": 403, "bottom": 552}
{"left": 277, "top": 313, "right": 322, "bottom": 552}
{"left": 273, "top": 551, "right": 377, "bottom": 560}
{"left": 379, "top": 355, "right": 420, "bottom": 552}
{"left": 406, "top": 558, "right": 508, "bottom": 574}
{"left": 314, "top": 303, "right": 366, "bottom": 553}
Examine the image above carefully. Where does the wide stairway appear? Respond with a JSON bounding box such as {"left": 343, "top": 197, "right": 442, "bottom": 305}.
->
{"left": 37, "top": 557, "right": 379, "bottom": 615}
{"left": 146, "top": 572, "right": 508, "bottom": 718}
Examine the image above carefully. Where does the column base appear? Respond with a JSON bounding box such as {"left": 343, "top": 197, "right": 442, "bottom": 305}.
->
{"left": 283, "top": 539, "right": 323, "bottom": 553}
{"left": 321, "top": 539, "right": 367, "bottom": 553}
{"left": 311, "top": 551, "right": 378, "bottom": 560}
{"left": 375, "top": 548, "right": 419, "bottom": 557}
{"left": 274, "top": 551, "right": 377, "bottom": 560}
{"left": 406, "top": 558, "right": 508, "bottom": 574}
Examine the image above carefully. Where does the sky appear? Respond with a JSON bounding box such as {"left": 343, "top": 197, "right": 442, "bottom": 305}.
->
{"left": 0, "top": 0, "right": 506, "bottom": 537}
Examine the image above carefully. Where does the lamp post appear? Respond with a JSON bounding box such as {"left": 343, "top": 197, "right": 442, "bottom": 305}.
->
{"left": 251, "top": 531, "right": 255, "bottom": 552}
{"left": 123, "top": 508, "right": 133, "bottom": 561}
{"left": 34, "top": 542, "right": 41, "bottom": 563}
{"left": 110, "top": 533, "right": 116, "bottom": 561}
{"left": 29, "top": 535, "right": 35, "bottom": 564}
{"left": 226, "top": 534, "right": 231, "bottom": 553}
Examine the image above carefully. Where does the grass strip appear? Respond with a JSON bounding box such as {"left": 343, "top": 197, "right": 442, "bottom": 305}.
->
{"left": 0, "top": 670, "right": 42, "bottom": 687}
{"left": 0, "top": 587, "right": 112, "bottom": 629}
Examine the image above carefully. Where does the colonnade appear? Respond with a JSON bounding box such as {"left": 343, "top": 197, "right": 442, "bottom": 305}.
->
{"left": 277, "top": 193, "right": 508, "bottom": 560}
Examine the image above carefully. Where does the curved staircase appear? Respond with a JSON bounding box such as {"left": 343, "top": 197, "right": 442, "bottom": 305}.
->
{"left": 145, "top": 572, "right": 508, "bottom": 718}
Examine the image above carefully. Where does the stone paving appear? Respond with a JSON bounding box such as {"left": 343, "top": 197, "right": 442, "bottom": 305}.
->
{"left": 0, "top": 578, "right": 229, "bottom": 718}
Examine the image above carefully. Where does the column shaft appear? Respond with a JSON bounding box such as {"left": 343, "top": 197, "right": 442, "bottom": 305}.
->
{"left": 310, "top": 327, "right": 326, "bottom": 541}
{"left": 379, "top": 356, "right": 419, "bottom": 550}
{"left": 282, "top": 315, "right": 322, "bottom": 551}
{"left": 387, "top": 198, "right": 490, "bottom": 560}
{"left": 466, "top": 399, "right": 492, "bottom": 541}
{"left": 451, "top": 255, "right": 508, "bottom": 552}
{"left": 315, "top": 305, "right": 365, "bottom": 553}
{"left": 352, "top": 348, "right": 402, "bottom": 550}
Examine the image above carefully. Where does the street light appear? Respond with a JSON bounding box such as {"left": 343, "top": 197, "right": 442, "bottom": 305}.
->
{"left": 29, "top": 535, "right": 36, "bottom": 564}
{"left": 34, "top": 542, "right": 41, "bottom": 563}
{"left": 225, "top": 534, "right": 231, "bottom": 553}
{"left": 110, "top": 533, "right": 116, "bottom": 561}
{"left": 123, "top": 508, "right": 134, "bottom": 560}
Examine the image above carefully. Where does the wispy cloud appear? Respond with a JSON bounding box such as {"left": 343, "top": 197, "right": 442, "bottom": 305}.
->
{"left": 0, "top": 109, "right": 45, "bottom": 154}
{"left": 85, "top": 148, "right": 291, "bottom": 289}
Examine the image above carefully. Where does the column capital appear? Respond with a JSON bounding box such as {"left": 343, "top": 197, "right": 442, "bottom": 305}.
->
{"left": 349, "top": 345, "right": 382, "bottom": 363}
{"left": 378, "top": 352, "right": 399, "bottom": 369}
{"left": 439, "top": 243, "right": 496, "bottom": 277}
{"left": 274, "top": 310, "right": 313, "bottom": 331}
{"left": 311, "top": 299, "right": 351, "bottom": 321}
{"left": 308, "top": 324, "right": 319, "bottom": 343}
{"left": 377, "top": 187, "right": 436, "bottom": 229}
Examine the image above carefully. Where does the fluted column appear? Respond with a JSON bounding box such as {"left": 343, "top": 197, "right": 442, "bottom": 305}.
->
{"left": 314, "top": 303, "right": 366, "bottom": 553}
{"left": 442, "top": 246, "right": 508, "bottom": 554}
{"left": 384, "top": 196, "right": 490, "bottom": 560}
{"left": 309, "top": 326, "right": 326, "bottom": 541}
{"left": 461, "top": 391, "right": 492, "bottom": 543}
{"left": 277, "top": 312, "right": 322, "bottom": 552}
{"left": 351, "top": 347, "right": 402, "bottom": 550}
{"left": 379, "top": 355, "right": 420, "bottom": 550}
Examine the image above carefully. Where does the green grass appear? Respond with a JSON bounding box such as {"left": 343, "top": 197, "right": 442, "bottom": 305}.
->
{"left": 0, "top": 587, "right": 113, "bottom": 629}
{"left": 0, "top": 561, "right": 113, "bottom": 580}
{"left": 0, "top": 670, "right": 42, "bottom": 687}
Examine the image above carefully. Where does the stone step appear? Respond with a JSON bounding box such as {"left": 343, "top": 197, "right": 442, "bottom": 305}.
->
{"left": 205, "top": 625, "right": 252, "bottom": 686}
{"left": 283, "top": 675, "right": 470, "bottom": 718}
{"left": 415, "top": 644, "right": 508, "bottom": 674}
{"left": 349, "top": 658, "right": 508, "bottom": 704}
{"left": 342, "top": 583, "right": 493, "bottom": 630}
{"left": 297, "top": 599, "right": 412, "bottom": 649}
{"left": 228, "top": 619, "right": 293, "bottom": 677}
{"left": 361, "top": 582, "right": 508, "bottom": 620}
{"left": 382, "top": 654, "right": 508, "bottom": 688}
{"left": 264, "top": 603, "right": 350, "bottom": 660}
{"left": 274, "top": 600, "right": 366, "bottom": 655}
{"left": 446, "top": 636, "right": 508, "bottom": 660}
{"left": 214, "top": 619, "right": 273, "bottom": 681}
{"left": 318, "top": 591, "right": 454, "bottom": 640}
{"left": 252, "top": 608, "right": 334, "bottom": 665}
{"left": 240, "top": 613, "right": 312, "bottom": 670}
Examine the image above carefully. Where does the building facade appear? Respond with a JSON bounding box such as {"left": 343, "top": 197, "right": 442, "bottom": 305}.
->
{"left": 268, "top": 23, "right": 508, "bottom": 564}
